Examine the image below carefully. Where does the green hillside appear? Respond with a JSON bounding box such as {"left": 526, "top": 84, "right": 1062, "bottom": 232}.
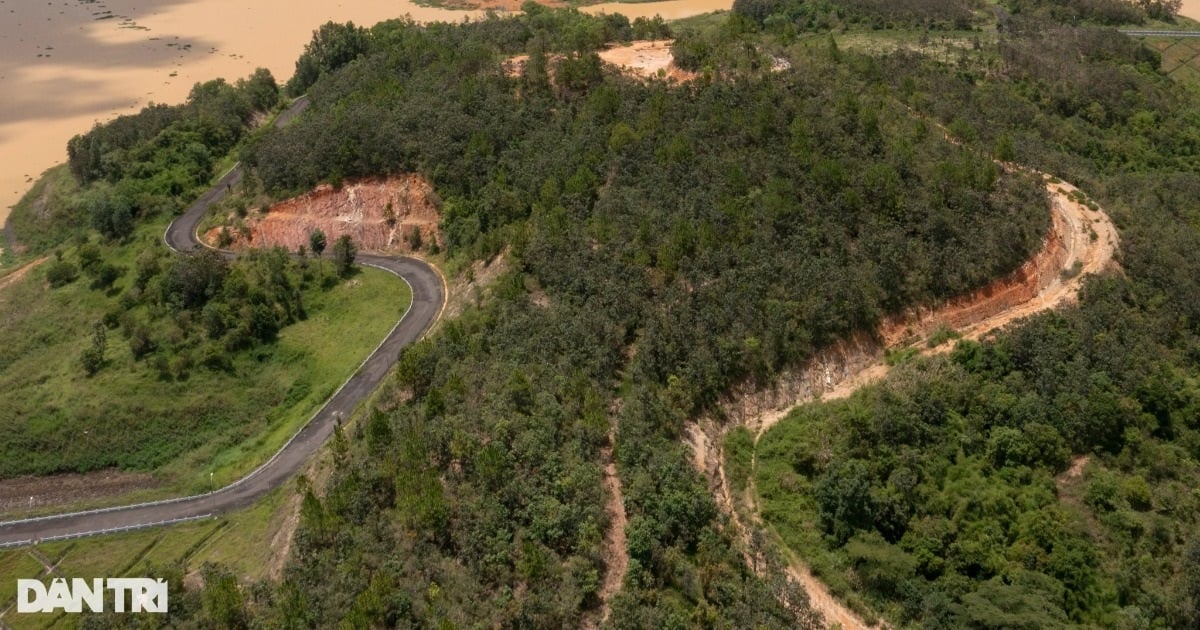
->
{"left": 7, "top": 0, "right": 1200, "bottom": 627}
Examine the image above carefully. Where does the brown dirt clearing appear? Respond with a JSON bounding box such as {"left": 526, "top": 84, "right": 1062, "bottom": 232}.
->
{"left": 598, "top": 40, "right": 695, "bottom": 81}
{"left": 504, "top": 40, "right": 696, "bottom": 82}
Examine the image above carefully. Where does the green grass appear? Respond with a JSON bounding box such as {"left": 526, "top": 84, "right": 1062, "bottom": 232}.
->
{"left": 5, "top": 165, "right": 83, "bottom": 256}
{"left": 158, "top": 265, "right": 411, "bottom": 492}
{"left": 926, "top": 323, "right": 962, "bottom": 349}
{"left": 0, "top": 213, "right": 409, "bottom": 514}
{"left": 0, "top": 488, "right": 295, "bottom": 628}
{"left": 795, "top": 28, "right": 993, "bottom": 65}
{"left": 723, "top": 426, "right": 754, "bottom": 499}
{"left": 0, "top": 550, "right": 45, "bottom": 605}
{"left": 1142, "top": 35, "right": 1200, "bottom": 87}
{"left": 666, "top": 11, "right": 729, "bottom": 31}
{"left": 754, "top": 399, "right": 881, "bottom": 622}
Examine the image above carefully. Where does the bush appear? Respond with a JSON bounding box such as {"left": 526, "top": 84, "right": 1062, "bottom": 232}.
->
{"left": 45, "top": 260, "right": 79, "bottom": 287}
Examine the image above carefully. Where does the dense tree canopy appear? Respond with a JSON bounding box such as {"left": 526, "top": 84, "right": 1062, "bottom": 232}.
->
{"left": 37, "top": 0, "right": 1200, "bottom": 626}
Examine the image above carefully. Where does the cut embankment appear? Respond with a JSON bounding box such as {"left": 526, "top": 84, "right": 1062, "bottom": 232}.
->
{"left": 687, "top": 173, "right": 1119, "bottom": 629}
{"left": 205, "top": 174, "right": 442, "bottom": 255}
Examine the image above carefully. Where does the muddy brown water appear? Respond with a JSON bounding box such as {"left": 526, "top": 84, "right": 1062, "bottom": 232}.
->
{"left": 2, "top": 0, "right": 1197, "bottom": 250}
{"left": 0, "top": 0, "right": 733, "bottom": 246}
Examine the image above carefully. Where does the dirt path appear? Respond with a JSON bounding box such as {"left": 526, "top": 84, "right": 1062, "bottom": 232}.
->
{"left": 688, "top": 171, "right": 1119, "bottom": 629}
{"left": 1056, "top": 454, "right": 1092, "bottom": 487}
{"left": 0, "top": 257, "right": 47, "bottom": 295}
{"left": 584, "top": 435, "right": 628, "bottom": 629}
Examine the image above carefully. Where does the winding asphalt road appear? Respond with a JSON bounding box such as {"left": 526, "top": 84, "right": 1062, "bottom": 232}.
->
{"left": 0, "top": 97, "right": 444, "bottom": 546}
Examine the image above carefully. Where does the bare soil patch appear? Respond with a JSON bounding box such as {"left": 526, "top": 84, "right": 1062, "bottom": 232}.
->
{"left": 504, "top": 40, "right": 696, "bottom": 82}
{"left": 598, "top": 40, "right": 695, "bottom": 81}
{"left": 206, "top": 174, "right": 442, "bottom": 255}
{"left": 0, "top": 469, "right": 160, "bottom": 518}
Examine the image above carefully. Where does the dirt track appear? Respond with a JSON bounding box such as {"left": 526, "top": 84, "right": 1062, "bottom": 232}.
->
{"left": 690, "top": 172, "right": 1120, "bottom": 628}
{"left": 584, "top": 435, "right": 628, "bottom": 630}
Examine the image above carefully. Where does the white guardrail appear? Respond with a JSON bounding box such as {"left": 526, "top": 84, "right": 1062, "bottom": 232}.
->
{"left": 0, "top": 514, "right": 213, "bottom": 549}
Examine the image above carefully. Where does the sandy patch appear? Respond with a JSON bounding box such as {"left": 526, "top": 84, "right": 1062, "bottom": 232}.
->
{"left": 1182, "top": 0, "right": 1200, "bottom": 21}
{"left": 598, "top": 40, "right": 695, "bottom": 81}
{"left": 206, "top": 174, "right": 442, "bottom": 254}
{"left": 505, "top": 40, "right": 694, "bottom": 83}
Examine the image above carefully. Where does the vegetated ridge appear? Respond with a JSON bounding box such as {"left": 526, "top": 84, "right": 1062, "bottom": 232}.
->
{"left": 688, "top": 167, "right": 1119, "bottom": 629}
{"left": 9, "top": 1, "right": 1199, "bottom": 626}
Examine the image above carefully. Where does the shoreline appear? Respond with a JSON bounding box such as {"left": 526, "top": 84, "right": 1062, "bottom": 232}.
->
{"left": 0, "top": 0, "right": 730, "bottom": 244}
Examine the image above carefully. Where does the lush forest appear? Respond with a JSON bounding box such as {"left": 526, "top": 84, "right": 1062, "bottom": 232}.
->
{"left": 13, "top": 69, "right": 279, "bottom": 253}
{"left": 744, "top": 0, "right": 1200, "bottom": 628}
{"left": 132, "top": 5, "right": 1067, "bottom": 628}
{"left": 14, "top": 0, "right": 1200, "bottom": 627}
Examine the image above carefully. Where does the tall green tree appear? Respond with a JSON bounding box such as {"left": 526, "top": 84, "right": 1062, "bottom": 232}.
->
{"left": 308, "top": 229, "right": 327, "bottom": 259}
{"left": 333, "top": 234, "right": 357, "bottom": 277}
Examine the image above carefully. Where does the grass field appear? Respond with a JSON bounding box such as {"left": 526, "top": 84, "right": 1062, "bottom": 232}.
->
{"left": 0, "top": 212, "right": 409, "bottom": 514}
{"left": 3, "top": 166, "right": 82, "bottom": 262}
{"left": 1142, "top": 35, "right": 1200, "bottom": 85}
{"left": 0, "top": 487, "right": 296, "bottom": 628}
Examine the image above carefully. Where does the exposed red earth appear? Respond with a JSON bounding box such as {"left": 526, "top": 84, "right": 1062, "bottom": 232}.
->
{"left": 205, "top": 174, "right": 442, "bottom": 254}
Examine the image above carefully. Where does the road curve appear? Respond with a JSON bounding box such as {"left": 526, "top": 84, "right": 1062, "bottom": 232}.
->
{"left": 0, "top": 97, "right": 445, "bottom": 545}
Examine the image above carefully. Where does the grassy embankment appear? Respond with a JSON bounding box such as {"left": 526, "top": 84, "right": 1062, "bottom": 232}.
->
{"left": 0, "top": 170, "right": 408, "bottom": 514}
{"left": 0, "top": 487, "right": 293, "bottom": 629}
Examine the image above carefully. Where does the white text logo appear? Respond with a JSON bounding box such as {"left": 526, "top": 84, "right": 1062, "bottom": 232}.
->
{"left": 17, "top": 578, "right": 168, "bottom": 613}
